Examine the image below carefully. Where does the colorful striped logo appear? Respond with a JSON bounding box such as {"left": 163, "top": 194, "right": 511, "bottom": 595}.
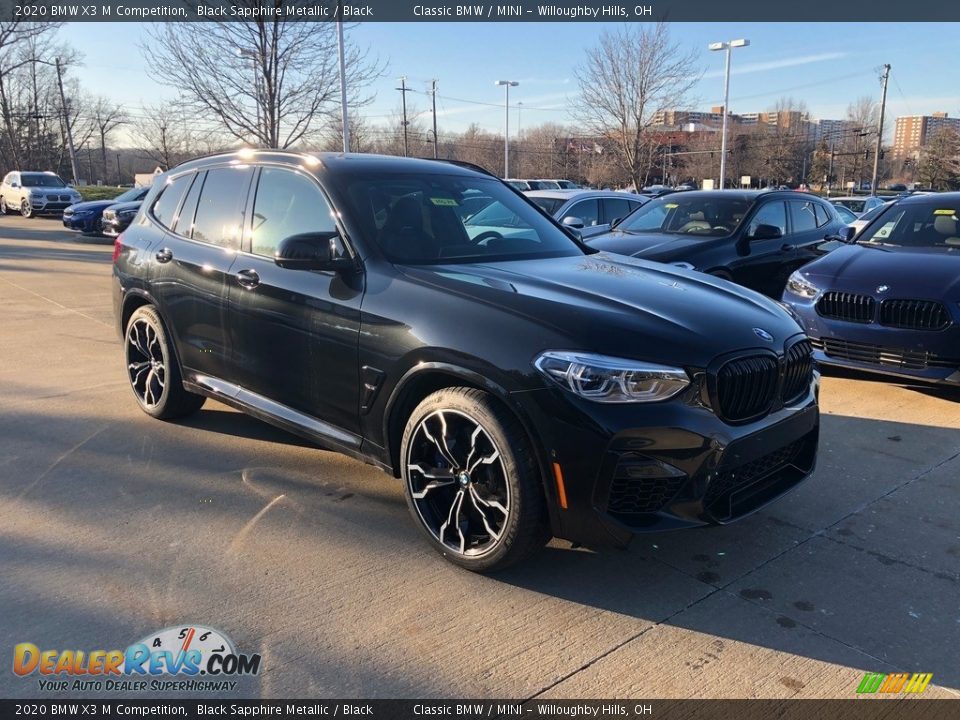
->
{"left": 857, "top": 672, "right": 932, "bottom": 694}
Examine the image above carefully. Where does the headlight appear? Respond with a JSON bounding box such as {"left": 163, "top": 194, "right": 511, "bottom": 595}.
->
{"left": 534, "top": 350, "right": 690, "bottom": 403}
{"left": 786, "top": 271, "right": 820, "bottom": 299}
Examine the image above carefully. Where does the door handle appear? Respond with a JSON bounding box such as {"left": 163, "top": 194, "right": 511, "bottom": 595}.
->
{"left": 780, "top": 243, "right": 795, "bottom": 252}
{"left": 155, "top": 248, "right": 173, "bottom": 263}
{"left": 235, "top": 268, "right": 261, "bottom": 289}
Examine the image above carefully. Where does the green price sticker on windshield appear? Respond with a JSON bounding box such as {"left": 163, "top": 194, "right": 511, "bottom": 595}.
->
{"left": 430, "top": 197, "right": 459, "bottom": 207}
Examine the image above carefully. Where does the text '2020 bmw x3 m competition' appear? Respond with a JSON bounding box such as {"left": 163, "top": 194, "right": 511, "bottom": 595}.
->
{"left": 113, "top": 151, "right": 820, "bottom": 572}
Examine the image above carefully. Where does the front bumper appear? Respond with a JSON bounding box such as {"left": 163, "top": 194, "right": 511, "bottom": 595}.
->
{"left": 516, "top": 376, "right": 820, "bottom": 548}
{"left": 100, "top": 216, "right": 133, "bottom": 237}
{"left": 28, "top": 198, "right": 74, "bottom": 214}
{"left": 782, "top": 292, "right": 960, "bottom": 386}
{"left": 63, "top": 214, "right": 100, "bottom": 233}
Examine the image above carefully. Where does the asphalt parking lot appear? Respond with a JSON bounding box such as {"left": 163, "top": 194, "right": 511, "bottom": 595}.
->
{"left": 1, "top": 215, "right": 958, "bottom": 700}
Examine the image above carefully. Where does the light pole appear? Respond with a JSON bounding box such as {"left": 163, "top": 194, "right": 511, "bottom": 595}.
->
{"left": 237, "top": 48, "right": 261, "bottom": 145}
{"left": 495, "top": 80, "right": 518, "bottom": 178}
{"left": 708, "top": 38, "right": 749, "bottom": 190}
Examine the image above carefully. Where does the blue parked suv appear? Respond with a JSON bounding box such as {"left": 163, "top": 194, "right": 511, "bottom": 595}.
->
{"left": 63, "top": 186, "right": 150, "bottom": 236}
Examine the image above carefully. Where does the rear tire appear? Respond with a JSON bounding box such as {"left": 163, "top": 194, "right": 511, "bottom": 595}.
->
{"left": 0, "top": 197, "right": 9, "bottom": 214}
{"left": 401, "top": 387, "right": 550, "bottom": 572}
{"left": 125, "top": 305, "right": 205, "bottom": 420}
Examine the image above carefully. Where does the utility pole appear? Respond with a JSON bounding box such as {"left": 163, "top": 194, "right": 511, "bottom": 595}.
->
{"left": 870, "top": 64, "right": 890, "bottom": 195}
{"left": 396, "top": 76, "right": 411, "bottom": 157}
{"left": 337, "top": 20, "right": 349, "bottom": 153}
{"left": 827, "top": 139, "right": 835, "bottom": 196}
{"left": 55, "top": 58, "right": 79, "bottom": 184}
{"left": 116, "top": 154, "right": 121, "bottom": 184}
{"left": 430, "top": 79, "right": 438, "bottom": 159}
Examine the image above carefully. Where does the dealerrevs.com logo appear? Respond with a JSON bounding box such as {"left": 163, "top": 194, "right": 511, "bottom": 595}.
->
{"left": 13, "top": 625, "right": 260, "bottom": 693}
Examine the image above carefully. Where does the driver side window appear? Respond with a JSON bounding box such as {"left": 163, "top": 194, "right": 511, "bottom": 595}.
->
{"left": 748, "top": 201, "right": 787, "bottom": 237}
{"left": 250, "top": 168, "right": 338, "bottom": 258}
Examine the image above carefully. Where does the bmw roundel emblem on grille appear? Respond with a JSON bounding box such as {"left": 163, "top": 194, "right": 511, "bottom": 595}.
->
{"left": 753, "top": 328, "right": 774, "bottom": 342}
{"left": 876, "top": 284, "right": 889, "bottom": 293}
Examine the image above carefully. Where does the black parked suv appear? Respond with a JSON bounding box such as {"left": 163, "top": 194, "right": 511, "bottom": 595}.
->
{"left": 588, "top": 190, "right": 847, "bottom": 297}
{"left": 113, "top": 151, "right": 819, "bottom": 572}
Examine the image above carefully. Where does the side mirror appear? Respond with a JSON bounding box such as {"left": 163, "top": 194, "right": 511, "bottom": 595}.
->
{"left": 828, "top": 226, "right": 857, "bottom": 243}
{"left": 274, "top": 232, "right": 354, "bottom": 272}
{"left": 561, "top": 216, "right": 585, "bottom": 230}
{"left": 748, "top": 223, "right": 783, "bottom": 241}
{"left": 609, "top": 217, "right": 623, "bottom": 229}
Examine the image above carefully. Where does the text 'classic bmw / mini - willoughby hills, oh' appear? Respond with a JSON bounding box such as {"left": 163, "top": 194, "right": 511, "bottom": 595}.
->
{"left": 112, "top": 150, "right": 819, "bottom": 572}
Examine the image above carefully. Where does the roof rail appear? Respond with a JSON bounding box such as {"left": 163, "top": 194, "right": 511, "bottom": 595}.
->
{"left": 420, "top": 157, "right": 498, "bottom": 178}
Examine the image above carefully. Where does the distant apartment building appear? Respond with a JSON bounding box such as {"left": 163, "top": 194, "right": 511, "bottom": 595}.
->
{"left": 893, "top": 113, "right": 960, "bottom": 158}
{"left": 653, "top": 106, "right": 734, "bottom": 128}
{"left": 739, "top": 110, "right": 813, "bottom": 133}
{"left": 816, "top": 119, "right": 856, "bottom": 144}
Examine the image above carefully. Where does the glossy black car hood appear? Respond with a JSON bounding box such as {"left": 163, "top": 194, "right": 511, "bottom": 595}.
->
{"left": 66, "top": 199, "right": 114, "bottom": 212}
{"left": 399, "top": 252, "right": 801, "bottom": 368}
{"left": 587, "top": 230, "right": 717, "bottom": 259}
{"left": 799, "top": 244, "right": 960, "bottom": 299}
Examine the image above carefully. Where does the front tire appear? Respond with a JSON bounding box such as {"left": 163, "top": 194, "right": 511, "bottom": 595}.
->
{"left": 125, "top": 305, "right": 205, "bottom": 420}
{"left": 401, "top": 387, "right": 550, "bottom": 572}
{"left": 20, "top": 200, "right": 33, "bottom": 218}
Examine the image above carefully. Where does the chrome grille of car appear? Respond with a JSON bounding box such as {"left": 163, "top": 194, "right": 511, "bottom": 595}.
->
{"left": 811, "top": 338, "right": 959, "bottom": 370}
{"left": 879, "top": 299, "right": 951, "bottom": 331}
{"left": 816, "top": 291, "right": 875, "bottom": 323}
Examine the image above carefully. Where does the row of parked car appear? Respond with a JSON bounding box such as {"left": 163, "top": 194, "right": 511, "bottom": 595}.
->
{"left": 0, "top": 170, "right": 148, "bottom": 236}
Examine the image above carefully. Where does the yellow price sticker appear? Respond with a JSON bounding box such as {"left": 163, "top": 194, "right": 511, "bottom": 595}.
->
{"left": 933, "top": 209, "right": 956, "bottom": 216}
{"left": 665, "top": 203, "right": 679, "bottom": 209}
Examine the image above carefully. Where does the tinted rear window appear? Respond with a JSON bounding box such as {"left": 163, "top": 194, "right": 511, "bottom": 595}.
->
{"left": 150, "top": 174, "right": 193, "bottom": 229}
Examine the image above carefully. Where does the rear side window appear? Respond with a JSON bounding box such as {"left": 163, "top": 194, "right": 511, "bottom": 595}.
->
{"left": 789, "top": 200, "right": 818, "bottom": 233}
{"left": 151, "top": 174, "right": 193, "bottom": 229}
{"left": 191, "top": 166, "right": 254, "bottom": 249}
{"left": 250, "top": 168, "right": 337, "bottom": 258}
{"left": 173, "top": 172, "right": 204, "bottom": 237}
{"left": 813, "top": 202, "right": 832, "bottom": 228}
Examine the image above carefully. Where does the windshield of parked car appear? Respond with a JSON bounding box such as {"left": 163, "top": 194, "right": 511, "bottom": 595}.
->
{"left": 614, "top": 194, "right": 751, "bottom": 237}
{"left": 833, "top": 198, "right": 866, "bottom": 213}
{"left": 20, "top": 173, "right": 66, "bottom": 188}
{"left": 858, "top": 202, "right": 960, "bottom": 250}
{"left": 113, "top": 187, "right": 147, "bottom": 203}
{"left": 345, "top": 174, "right": 587, "bottom": 264}
{"left": 528, "top": 196, "right": 565, "bottom": 215}
{"left": 857, "top": 202, "right": 889, "bottom": 223}
{"left": 832, "top": 204, "right": 858, "bottom": 223}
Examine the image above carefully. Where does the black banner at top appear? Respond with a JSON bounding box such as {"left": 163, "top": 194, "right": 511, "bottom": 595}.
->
{"left": 0, "top": 0, "right": 958, "bottom": 22}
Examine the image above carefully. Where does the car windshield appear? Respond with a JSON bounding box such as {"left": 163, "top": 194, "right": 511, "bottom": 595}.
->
{"left": 21, "top": 173, "right": 66, "bottom": 188}
{"left": 345, "top": 174, "right": 586, "bottom": 264}
{"left": 528, "top": 196, "right": 565, "bottom": 215}
{"left": 858, "top": 203, "right": 960, "bottom": 249}
{"left": 113, "top": 187, "right": 147, "bottom": 203}
{"left": 615, "top": 194, "right": 751, "bottom": 237}
{"left": 833, "top": 199, "right": 866, "bottom": 213}
{"left": 556, "top": 181, "right": 577, "bottom": 189}
{"left": 858, "top": 203, "right": 889, "bottom": 223}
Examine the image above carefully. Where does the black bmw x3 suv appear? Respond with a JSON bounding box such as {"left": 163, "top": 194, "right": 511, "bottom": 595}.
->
{"left": 113, "top": 151, "right": 819, "bottom": 572}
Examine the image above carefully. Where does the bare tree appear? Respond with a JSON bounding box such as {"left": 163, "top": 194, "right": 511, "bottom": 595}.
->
{"left": 575, "top": 23, "right": 700, "bottom": 190}
{"left": 143, "top": 8, "right": 383, "bottom": 149}
{"left": 917, "top": 127, "right": 960, "bottom": 190}
{"left": 0, "top": 21, "right": 62, "bottom": 169}
{"left": 131, "top": 103, "right": 217, "bottom": 170}
{"left": 90, "top": 97, "right": 126, "bottom": 183}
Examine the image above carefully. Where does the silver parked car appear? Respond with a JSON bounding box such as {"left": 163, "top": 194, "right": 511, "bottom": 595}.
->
{"left": 525, "top": 189, "right": 650, "bottom": 238}
{"left": 829, "top": 195, "right": 886, "bottom": 217}
{"left": 0, "top": 170, "right": 81, "bottom": 217}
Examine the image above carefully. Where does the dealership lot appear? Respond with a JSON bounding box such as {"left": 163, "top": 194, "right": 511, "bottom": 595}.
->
{"left": 0, "top": 215, "right": 958, "bottom": 699}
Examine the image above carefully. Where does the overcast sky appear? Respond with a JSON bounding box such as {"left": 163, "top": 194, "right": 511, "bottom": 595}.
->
{"left": 58, "top": 21, "right": 960, "bottom": 143}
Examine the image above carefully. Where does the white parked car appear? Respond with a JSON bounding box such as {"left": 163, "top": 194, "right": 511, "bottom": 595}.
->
{"left": 0, "top": 171, "right": 81, "bottom": 218}
{"left": 829, "top": 195, "right": 886, "bottom": 217}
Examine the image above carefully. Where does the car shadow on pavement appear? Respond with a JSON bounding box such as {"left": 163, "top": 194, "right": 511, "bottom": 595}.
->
{"left": 820, "top": 365, "right": 960, "bottom": 403}
{"left": 179, "top": 407, "right": 320, "bottom": 449}
{"left": 493, "top": 410, "right": 960, "bottom": 691}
